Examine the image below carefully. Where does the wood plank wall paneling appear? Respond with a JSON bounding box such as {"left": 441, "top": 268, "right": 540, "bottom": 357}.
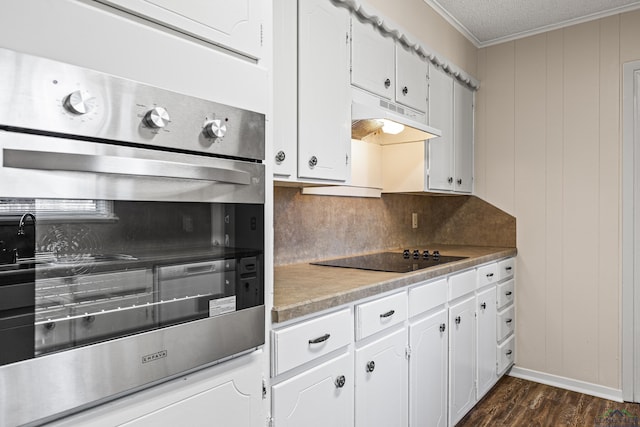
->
{"left": 483, "top": 42, "right": 516, "bottom": 215}
{"left": 598, "top": 14, "right": 621, "bottom": 391}
{"left": 545, "top": 28, "right": 565, "bottom": 381}
{"left": 514, "top": 34, "right": 548, "bottom": 373}
{"left": 562, "top": 20, "right": 601, "bottom": 384}
{"left": 475, "top": 12, "right": 640, "bottom": 389}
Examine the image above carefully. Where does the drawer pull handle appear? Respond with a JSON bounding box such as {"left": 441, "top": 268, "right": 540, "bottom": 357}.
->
{"left": 335, "top": 375, "right": 346, "bottom": 388}
{"left": 480, "top": 302, "right": 487, "bottom": 310}
{"left": 505, "top": 266, "right": 513, "bottom": 271}
{"left": 308, "top": 333, "right": 331, "bottom": 344}
{"left": 455, "top": 316, "right": 461, "bottom": 325}
{"left": 439, "top": 323, "right": 446, "bottom": 332}
{"left": 506, "top": 318, "right": 513, "bottom": 324}
{"left": 380, "top": 310, "right": 395, "bottom": 318}
{"left": 486, "top": 273, "right": 494, "bottom": 278}
{"left": 505, "top": 291, "right": 513, "bottom": 296}
{"left": 506, "top": 350, "right": 513, "bottom": 356}
{"left": 366, "top": 361, "right": 376, "bottom": 372}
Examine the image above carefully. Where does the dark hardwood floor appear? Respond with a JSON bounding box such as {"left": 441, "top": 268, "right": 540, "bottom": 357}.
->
{"left": 456, "top": 375, "right": 640, "bottom": 426}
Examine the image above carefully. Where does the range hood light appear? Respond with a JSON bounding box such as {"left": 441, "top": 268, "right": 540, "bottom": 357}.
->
{"left": 380, "top": 119, "right": 404, "bottom": 135}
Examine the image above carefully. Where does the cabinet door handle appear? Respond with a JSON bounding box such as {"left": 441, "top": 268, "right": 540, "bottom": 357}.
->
{"left": 380, "top": 309, "right": 395, "bottom": 318}
{"left": 384, "top": 78, "right": 391, "bottom": 88}
{"left": 402, "top": 86, "right": 408, "bottom": 95}
{"left": 308, "top": 156, "right": 318, "bottom": 168}
{"left": 448, "top": 177, "right": 453, "bottom": 184}
{"left": 335, "top": 375, "right": 346, "bottom": 388}
{"left": 455, "top": 316, "right": 461, "bottom": 325}
{"left": 366, "top": 361, "right": 376, "bottom": 372}
{"left": 439, "top": 323, "right": 446, "bottom": 332}
{"left": 505, "top": 291, "right": 513, "bottom": 296}
{"left": 480, "top": 302, "right": 487, "bottom": 310}
{"left": 506, "top": 318, "right": 513, "bottom": 324}
{"left": 457, "top": 178, "right": 463, "bottom": 185}
{"left": 275, "top": 150, "right": 286, "bottom": 163}
{"left": 308, "top": 333, "right": 331, "bottom": 344}
{"left": 506, "top": 350, "right": 513, "bottom": 356}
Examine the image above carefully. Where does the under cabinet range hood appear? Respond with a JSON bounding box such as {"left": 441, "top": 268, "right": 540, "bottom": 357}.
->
{"left": 351, "top": 87, "right": 441, "bottom": 144}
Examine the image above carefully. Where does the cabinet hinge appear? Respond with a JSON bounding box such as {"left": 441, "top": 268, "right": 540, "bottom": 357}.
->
{"left": 346, "top": 153, "right": 349, "bottom": 165}
{"left": 346, "top": 32, "right": 349, "bottom": 44}
{"left": 262, "top": 378, "right": 267, "bottom": 399}
{"left": 260, "top": 24, "right": 264, "bottom": 47}
{"left": 405, "top": 346, "right": 411, "bottom": 359}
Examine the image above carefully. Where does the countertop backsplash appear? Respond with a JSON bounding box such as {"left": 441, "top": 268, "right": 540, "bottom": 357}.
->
{"left": 274, "top": 187, "right": 515, "bottom": 266}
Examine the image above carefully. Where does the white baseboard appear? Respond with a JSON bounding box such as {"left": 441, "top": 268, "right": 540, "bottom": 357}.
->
{"left": 508, "top": 366, "right": 624, "bottom": 402}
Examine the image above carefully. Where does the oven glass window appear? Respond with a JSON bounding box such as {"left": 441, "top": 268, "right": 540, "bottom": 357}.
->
{"left": 0, "top": 199, "right": 264, "bottom": 363}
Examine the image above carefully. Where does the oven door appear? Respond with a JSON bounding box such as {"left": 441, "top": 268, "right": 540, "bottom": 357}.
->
{"left": 0, "top": 131, "right": 265, "bottom": 426}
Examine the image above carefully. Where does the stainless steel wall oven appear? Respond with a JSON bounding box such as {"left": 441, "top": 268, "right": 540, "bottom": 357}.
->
{"left": 0, "top": 48, "right": 265, "bottom": 426}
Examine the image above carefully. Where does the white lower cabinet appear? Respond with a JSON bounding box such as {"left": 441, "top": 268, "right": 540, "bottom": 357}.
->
{"left": 448, "top": 294, "right": 476, "bottom": 426}
{"left": 271, "top": 257, "right": 516, "bottom": 427}
{"left": 272, "top": 351, "right": 354, "bottom": 427}
{"left": 355, "top": 327, "right": 408, "bottom": 427}
{"left": 476, "top": 286, "right": 498, "bottom": 399}
{"left": 408, "top": 308, "right": 448, "bottom": 427}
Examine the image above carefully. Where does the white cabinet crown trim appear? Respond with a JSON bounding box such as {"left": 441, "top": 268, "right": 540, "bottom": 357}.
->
{"left": 331, "top": 0, "right": 479, "bottom": 90}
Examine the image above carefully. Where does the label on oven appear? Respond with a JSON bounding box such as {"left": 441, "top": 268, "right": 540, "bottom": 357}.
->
{"left": 209, "top": 296, "right": 236, "bottom": 317}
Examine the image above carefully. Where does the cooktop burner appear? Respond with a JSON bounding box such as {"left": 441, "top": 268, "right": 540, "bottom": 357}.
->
{"left": 311, "top": 250, "right": 467, "bottom": 273}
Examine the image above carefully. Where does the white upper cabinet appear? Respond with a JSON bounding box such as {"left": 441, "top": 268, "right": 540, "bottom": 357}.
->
{"left": 297, "top": 0, "right": 351, "bottom": 181}
{"left": 454, "top": 81, "right": 474, "bottom": 193}
{"left": 97, "top": 0, "right": 264, "bottom": 59}
{"left": 350, "top": 18, "right": 395, "bottom": 100}
{"left": 350, "top": 18, "right": 427, "bottom": 115}
{"left": 427, "top": 64, "right": 474, "bottom": 194}
{"left": 395, "top": 44, "right": 428, "bottom": 113}
{"left": 427, "top": 64, "right": 455, "bottom": 191}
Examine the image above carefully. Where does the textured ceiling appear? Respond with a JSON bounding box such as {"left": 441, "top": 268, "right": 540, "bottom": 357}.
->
{"left": 424, "top": 0, "right": 640, "bottom": 47}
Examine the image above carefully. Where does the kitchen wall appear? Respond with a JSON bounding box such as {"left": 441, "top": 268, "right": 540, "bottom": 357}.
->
{"left": 475, "top": 10, "right": 640, "bottom": 390}
{"left": 274, "top": 187, "right": 515, "bottom": 265}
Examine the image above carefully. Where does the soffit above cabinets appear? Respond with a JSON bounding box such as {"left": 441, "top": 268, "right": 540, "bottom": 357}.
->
{"left": 424, "top": 0, "right": 640, "bottom": 47}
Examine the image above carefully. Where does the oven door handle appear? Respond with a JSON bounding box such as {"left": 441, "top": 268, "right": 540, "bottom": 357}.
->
{"left": 3, "top": 149, "right": 251, "bottom": 185}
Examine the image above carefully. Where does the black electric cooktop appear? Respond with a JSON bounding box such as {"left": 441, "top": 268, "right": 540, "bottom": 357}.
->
{"left": 311, "top": 250, "right": 467, "bottom": 273}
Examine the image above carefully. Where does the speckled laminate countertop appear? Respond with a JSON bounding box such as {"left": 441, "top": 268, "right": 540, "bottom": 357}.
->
{"left": 273, "top": 245, "right": 517, "bottom": 323}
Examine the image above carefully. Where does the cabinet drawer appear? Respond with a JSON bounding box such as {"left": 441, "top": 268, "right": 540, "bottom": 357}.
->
{"left": 449, "top": 269, "right": 476, "bottom": 301}
{"left": 408, "top": 278, "right": 447, "bottom": 317}
{"left": 356, "top": 292, "right": 407, "bottom": 340}
{"left": 498, "top": 258, "right": 515, "bottom": 281}
{"left": 477, "top": 263, "right": 499, "bottom": 288}
{"left": 497, "top": 306, "right": 515, "bottom": 342}
{"left": 497, "top": 279, "right": 514, "bottom": 310}
{"left": 497, "top": 335, "right": 515, "bottom": 375}
{"left": 272, "top": 308, "right": 352, "bottom": 375}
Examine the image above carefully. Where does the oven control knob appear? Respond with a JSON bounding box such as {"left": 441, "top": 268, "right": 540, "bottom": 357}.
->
{"left": 203, "top": 119, "right": 227, "bottom": 139}
{"left": 144, "top": 107, "right": 171, "bottom": 129}
{"left": 63, "top": 90, "right": 95, "bottom": 115}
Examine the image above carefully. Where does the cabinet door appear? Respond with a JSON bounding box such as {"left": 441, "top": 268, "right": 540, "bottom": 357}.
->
{"left": 449, "top": 295, "right": 476, "bottom": 426}
{"left": 298, "top": 0, "right": 351, "bottom": 181}
{"left": 355, "top": 328, "right": 408, "bottom": 427}
{"left": 427, "top": 64, "right": 454, "bottom": 191}
{"left": 395, "top": 44, "right": 428, "bottom": 113}
{"left": 453, "top": 81, "right": 474, "bottom": 193}
{"left": 476, "top": 286, "right": 498, "bottom": 399}
{"left": 272, "top": 351, "right": 354, "bottom": 427}
{"left": 409, "top": 309, "right": 447, "bottom": 427}
{"left": 273, "top": 0, "right": 298, "bottom": 178}
{"left": 99, "top": 0, "right": 263, "bottom": 59}
{"left": 351, "top": 18, "right": 395, "bottom": 99}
